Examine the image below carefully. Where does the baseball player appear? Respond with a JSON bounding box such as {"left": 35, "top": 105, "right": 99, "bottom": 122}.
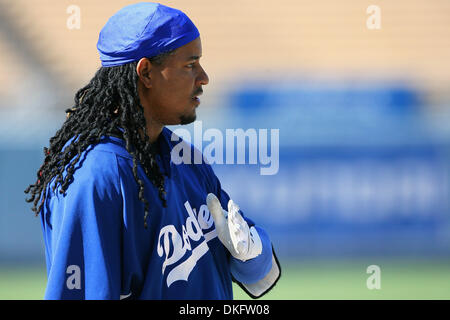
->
{"left": 25, "top": 2, "right": 280, "bottom": 299}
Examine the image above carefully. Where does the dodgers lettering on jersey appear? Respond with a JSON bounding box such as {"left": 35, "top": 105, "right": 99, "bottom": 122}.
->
{"left": 40, "top": 127, "right": 278, "bottom": 300}
{"left": 158, "top": 200, "right": 218, "bottom": 288}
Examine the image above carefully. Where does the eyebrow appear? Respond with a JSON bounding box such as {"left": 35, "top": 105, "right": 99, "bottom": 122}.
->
{"left": 186, "top": 55, "right": 201, "bottom": 61}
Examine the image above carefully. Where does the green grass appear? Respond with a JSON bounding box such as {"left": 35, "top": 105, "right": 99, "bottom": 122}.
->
{"left": 1, "top": 259, "right": 449, "bottom": 300}
{"left": 0, "top": 265, "right": 47, "bottom": 300}
{"left": 233, "top": 258, "right": 450, "bottom": 300}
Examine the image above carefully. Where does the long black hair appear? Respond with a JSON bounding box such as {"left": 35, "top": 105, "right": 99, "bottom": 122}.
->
{"left": 24, "top": 52, "right": 173, "bottom": 228}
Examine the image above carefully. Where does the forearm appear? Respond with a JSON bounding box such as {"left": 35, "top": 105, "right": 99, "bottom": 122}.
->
{"left": 229, "top": 226, "right": 281, "bottom": 298}
{"left": 229, "top": 226, "right": 272, "bottom": 283}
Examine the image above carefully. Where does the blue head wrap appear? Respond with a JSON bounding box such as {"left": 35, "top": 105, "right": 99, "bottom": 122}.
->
{"left": 97, "top": 2, "right": 200, "bottom": 67}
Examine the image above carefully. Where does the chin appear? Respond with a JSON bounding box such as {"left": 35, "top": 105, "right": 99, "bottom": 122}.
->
{"left": 179, "top": 113, "right": 197, "bottom": 125}
{"left": 178, "top": 110, "right": 197, "bottom": 125}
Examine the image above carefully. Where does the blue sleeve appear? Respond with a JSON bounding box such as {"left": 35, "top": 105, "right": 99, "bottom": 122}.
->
{"left": 228, "top": 226, "right": 273, "bottom": 283}
{"left": 209, "top": 168, "right": 275, "bottom": 285}
{"left": 41, "top": 150, "right": 123, "bottom": 300}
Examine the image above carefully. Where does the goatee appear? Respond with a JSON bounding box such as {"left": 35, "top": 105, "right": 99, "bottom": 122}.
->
{"left": 179, "top": 113, "right": 197, "bottom": 125}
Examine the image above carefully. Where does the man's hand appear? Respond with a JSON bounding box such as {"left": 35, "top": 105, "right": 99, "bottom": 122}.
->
{"left": 206, "top": 193, "right": 262, "bottom": 262}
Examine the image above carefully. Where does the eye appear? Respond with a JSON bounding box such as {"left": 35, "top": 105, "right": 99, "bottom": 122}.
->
{"left": 186, "top": 63, "right": 195, "bottom": 68}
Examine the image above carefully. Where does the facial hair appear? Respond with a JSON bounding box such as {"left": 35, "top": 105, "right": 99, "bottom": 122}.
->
{"left": 179, "top": 113, "right": 197, "bottom": 125}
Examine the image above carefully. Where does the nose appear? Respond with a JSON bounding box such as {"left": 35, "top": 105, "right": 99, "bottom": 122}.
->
{"left": 197, "top": 66, "right": 209, "bottom": 86}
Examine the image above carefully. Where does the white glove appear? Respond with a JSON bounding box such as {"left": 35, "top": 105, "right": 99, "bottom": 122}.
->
{"left": 206, "top": 193, "right": 262, "bottom": 262}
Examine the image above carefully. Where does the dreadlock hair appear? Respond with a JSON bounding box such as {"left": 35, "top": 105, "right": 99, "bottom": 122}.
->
{"left": 24, "top": 51, "right": 175, "bottom": 228}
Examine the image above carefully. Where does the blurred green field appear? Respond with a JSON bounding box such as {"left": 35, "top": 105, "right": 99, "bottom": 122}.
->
{"left": 234, "top": 258, "right": 450, "bottom": 300}
{"left": 1, "top": 259, "right": 449, "bottom": 300}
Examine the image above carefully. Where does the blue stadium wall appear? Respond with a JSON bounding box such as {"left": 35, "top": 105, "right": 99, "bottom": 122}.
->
{"left": 1, "top": 82, "right": 449, "bottom": 264}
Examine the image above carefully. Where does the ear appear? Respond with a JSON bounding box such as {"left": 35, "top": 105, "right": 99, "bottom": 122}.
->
{"left": 136, "top": 58, "right": 153, "bottom": 89}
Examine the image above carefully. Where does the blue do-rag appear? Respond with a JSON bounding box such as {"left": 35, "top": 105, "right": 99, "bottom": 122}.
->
{"left": 97, "top": 2, "right": 200, "bottom": 67}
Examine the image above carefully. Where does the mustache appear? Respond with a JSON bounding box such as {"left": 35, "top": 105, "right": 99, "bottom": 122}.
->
{"left": 192, "top": 88, "right": 203, "bottom": 97}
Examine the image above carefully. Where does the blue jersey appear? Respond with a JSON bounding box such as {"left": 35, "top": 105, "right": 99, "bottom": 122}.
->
{"left": 40, "top": 127, "right": 280, "bottom": 300}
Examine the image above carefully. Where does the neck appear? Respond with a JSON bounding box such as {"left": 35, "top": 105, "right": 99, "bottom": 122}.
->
{"left": 145, "top": 121, "right": 164, "bottom": 143}
{"left": 137, "top": 82, "right": 164, "bottom": 143}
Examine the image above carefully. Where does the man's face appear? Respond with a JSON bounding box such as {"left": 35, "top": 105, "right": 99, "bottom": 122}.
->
{"left": 139, "top": 37, "right": 209, "bottom": 126}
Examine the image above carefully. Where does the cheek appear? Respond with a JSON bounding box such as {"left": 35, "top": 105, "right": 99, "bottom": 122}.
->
{"left": 162, "top": 69, "right": 194, "bottom": 94}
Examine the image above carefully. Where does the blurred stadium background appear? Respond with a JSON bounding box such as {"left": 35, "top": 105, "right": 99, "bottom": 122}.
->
{"left": 1, "top": 0, "right": 450, "bottom": 299}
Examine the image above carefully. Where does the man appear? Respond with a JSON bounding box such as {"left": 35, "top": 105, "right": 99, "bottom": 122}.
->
{"left": 25, "top": 2, "right": 280, "bottom": 299}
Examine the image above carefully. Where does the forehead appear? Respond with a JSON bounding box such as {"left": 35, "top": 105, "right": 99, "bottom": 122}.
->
{"left": 172, "top": 37, "right": 202, "bottom": 61}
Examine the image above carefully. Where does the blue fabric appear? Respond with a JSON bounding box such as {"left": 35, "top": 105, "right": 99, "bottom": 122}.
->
{"left": 229, "top": 227, "right": 273, "bottom": 284}
{"left": 97, "top": 2, "right": 200, "bottom": 67}
{"left": 41, "top": 127, "right": 273, "bottom": 300}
